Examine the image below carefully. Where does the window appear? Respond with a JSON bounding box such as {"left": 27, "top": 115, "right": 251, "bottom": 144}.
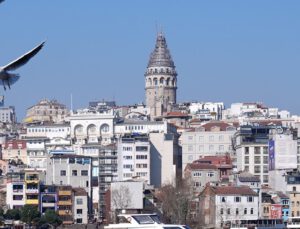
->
{"left": 263, "top": 165, "right": 268, "bottom": 173}
{"left": 254, "top": 147, "right": 260, "bottom": 154}
{"left": 247, "top": 196, "right": 254, "bottom": 202}
{"left": 263, "top": 156, "right": 268, "bottom": 164}
{"left": 227, "top": 208, "right": 230, "bottom": 215}
{"left": 60, "top": 170, "right": 66, "bottom": 176}
{"left": 219, "top": 145, "right": 224, "bottom": 151}
{"left": 209, "top": 136, "right": 214, "bottom": 142}
{"left": 188, "top": 136, "right": 193, "bottom": 141}
{"left": 77, "top": 209, "right": 83, "bottom": 214}
{"left": 188, "top": 145, "right": 193, "bottom": 152}
{"left": 193, "top": 172, "right": 201, "bottom": 177}
{"left": 244, "top": 156, "right": 249, "bottom": 164}
{"left": 263, "top": 175, "right": 268, "bottom": 183}
{"left": 207, "top": 172, "right": 214, "bottom": 177}
{"left": 244, "top": 208, "right": 247, "bottom": 215}
{"left": 193, "top": 182, "right": 200, "bottom": 187}
{"left": 219, "top": 135, "right": 224, "bottom": 141}
{"left": 199, "top": 145, "right": 204, "bottom": 152}
{"left": 236, "top": 208, "right": 239, "bottom": 215}
{"left": 136, "top": 146, "right": 148, "bottom": 151}
{"left": 245, "top": 147, "right": 249, "bottom": 155}
{"left": 209, "top": 145, "right": 214, "bottom": 151}
{"left": 263, "top": 147, "right": 268, "bottom": 154}
{"left": 76, "top": 198, "right": 83, "bottom": 205}
{"left": 234, "top": 197, "right": 241, "bottom": 202}
{"left": 293, "top": 186, "right": 297, "bottom": 192}
{"left": 72, "top": 170, "right": 77, "bottom": 176}
{"left": 220, "top": 208, "right": 224, "bottom": 215}
{"left": 221, "top": 197, "right": 226, "bottom": 202}
{"left": 76, "top": 218, "right": 82, "bottom": 224}
{"left": 250, "top": 208, "right": 254, "bottom": 215}
{"left": 136, "top": 155, "right": 147, "bottom": 160}
{"left": 254, "top": 156, "right": 261, "bottom": 164}
{"left": 244, "top": 166, "right": 249, "bottom": 171}
{"left": 199, "top": 136, "right": 204, "bottom": 142}
{"left": 81, "top": 170, "right": 88, "bottom": 176}
{"left": 254, "top": 166, "right": 261, "bottom": 173}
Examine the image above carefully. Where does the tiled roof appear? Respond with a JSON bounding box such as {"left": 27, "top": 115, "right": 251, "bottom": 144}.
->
{"left": 212, "top": 186, "right": 258, "bottom": 196}
{"left": 4, "top": 140, "right": 26, "bottom": 149}
{"left": 201, "top": 121, "right": 238, "bottom": 131}
{"left": 187, "top": 163, "right": 218, "bottom": 170}
{"left": 73, "top": 187, "right": 87, "bottom": 196}
{"left": 165, "top": 111, "right": 189, "bottom": 117}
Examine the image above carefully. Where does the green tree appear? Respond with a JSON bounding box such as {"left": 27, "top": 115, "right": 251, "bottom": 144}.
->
{"left": 5, "top": 208, "right": 21, "bottom": 220}
{"left": 39, "top": 210, "right": 62, "bottom": 229}
{"left": 20, "top": 205, "right": 40, "bottom": 227}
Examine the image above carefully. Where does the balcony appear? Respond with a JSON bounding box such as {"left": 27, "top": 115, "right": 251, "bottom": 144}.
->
{"left": 26, "top": 199, "right": 38, "bottom": 205}
{"left": 26, "top": 189, "right": 39, "bottom": 194}
{"left": 58, "top": 190, "right": 71, "bottom": 196}
{"left": 42, "top": 202, "right": 55, "bottom": 207}
{"left": 58, "top": 210, "right": 72, "bottom": 216}
{"left": 58, "top": 200, "right": 72, "bottom": 206}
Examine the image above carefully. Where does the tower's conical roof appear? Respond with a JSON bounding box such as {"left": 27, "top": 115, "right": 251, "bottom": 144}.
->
{"left": 147, "top": 33, "right": 175, "bottom": 68}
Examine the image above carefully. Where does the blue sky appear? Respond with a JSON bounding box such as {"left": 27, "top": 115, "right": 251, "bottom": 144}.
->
{"left": 1, "top": 1, "right": 300, "bottom": 119}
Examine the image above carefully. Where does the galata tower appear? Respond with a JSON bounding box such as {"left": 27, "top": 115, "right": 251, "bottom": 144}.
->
{"left": 145, "top": 33, "right": 177, "bottom": 119}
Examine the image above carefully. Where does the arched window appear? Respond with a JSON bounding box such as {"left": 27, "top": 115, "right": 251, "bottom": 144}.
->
{"left": 172, "top": 79, "right": 175, "bottom": 86}
{"left": 100, "top": 124, "right": 110, "bottom": 133}
{"left": 154, "top": 78, "right": 158, "bottom": 86}
{"left": 148, "top": 78, "right": 152, "bottom": 86}
{"left": 87, "top": 124, "right": 96, "bottom": 135}
{"left": 154, "top": 68, "right": 158, "bottom": 73}
{"left": 74, "top": 125, "right": 84, "bottom": 136}
{"left": 160, "top": 77, "right": 164, "bottom": 85}
{"left": 166, "top": 78, "right": 170, "bottom": 86}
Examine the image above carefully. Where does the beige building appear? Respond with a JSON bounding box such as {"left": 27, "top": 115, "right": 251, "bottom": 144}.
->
{"left": 2, "top": 139, "right": 27, "bottom": 163}
{"left": 149, "top": 132, "right": 181, "bottom": 187}
{"left": 24, "top": 99, "right": 68, "bottom": 123}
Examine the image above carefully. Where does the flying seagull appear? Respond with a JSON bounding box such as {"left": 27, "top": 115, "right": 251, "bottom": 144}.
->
{"left": 0, "top": 41, "right": 45, "bottom": 90}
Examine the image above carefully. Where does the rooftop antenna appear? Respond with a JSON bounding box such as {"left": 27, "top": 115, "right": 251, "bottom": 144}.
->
{"left": 70, "top": 93, "right": 73, "bottom": 113}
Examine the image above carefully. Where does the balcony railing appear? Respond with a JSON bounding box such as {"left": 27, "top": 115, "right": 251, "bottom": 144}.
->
{"left": 58, "top": 190, "right": 72, "bottom": 196}
{"left": 58, "top": 200, "right": 72, "bottom": 205}
{"left": 26, "top": 199, "right": 38, "bottom": 205}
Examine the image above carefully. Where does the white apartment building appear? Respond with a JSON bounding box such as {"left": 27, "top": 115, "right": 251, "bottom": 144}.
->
{"left": 199, "top": 186, "right": 259, "bottom": 228}
{"left": 117, "top": 135, "right": 150, "bottom": 184}
{"left": 0, "top": 106, "right": 16, "bottom": 123}
{"left": 181, "top": 121, "right": 236, "bottom": 173}
{"left": 25, "top": 136, "right": 48, "bottom": 168}
{"left": 73, "top": 188, "right": 88, "bottom": 224}
{"left": 26, "top": 123, "right": 70, "bottom": 139}
{"left": 189, "top": 102, "right": 224, "bottom": 120}
{"left": 6, "top": 182, "right": 26, "bottom": 209}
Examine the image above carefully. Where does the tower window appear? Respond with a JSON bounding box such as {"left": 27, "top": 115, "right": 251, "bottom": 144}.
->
{"left": 160, "top": 77, "right": 164, "bottom": 85}
{"left": 154, "top": 78, "right": 158, "bottom": 86}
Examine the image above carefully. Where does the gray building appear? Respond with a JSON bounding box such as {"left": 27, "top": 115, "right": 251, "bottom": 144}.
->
{"left": 0, "top": 106, "right": 16, "bottom": 123}
{"left": 46, "top": 154, "right": 92, "bottom": 216}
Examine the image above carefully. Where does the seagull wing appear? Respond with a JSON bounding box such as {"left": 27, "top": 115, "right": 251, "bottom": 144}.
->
{"left": 2, "top": 41, "right": 45, "bottom": 71}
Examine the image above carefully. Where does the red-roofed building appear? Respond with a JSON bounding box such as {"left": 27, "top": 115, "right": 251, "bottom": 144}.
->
{"left": 2, "top": 140, "right": 27, "bottom": 163}
{"left": 163, "top": 111, "right": 191, "bottom": 128}
{"left": 185, "top": 155, "right": 233, "bottom": 193}
{"left": 181, "top": 122, "right": 237, "bottom": 175}
{"left": 198, "top": 185, "right": 259, "bottom": 228}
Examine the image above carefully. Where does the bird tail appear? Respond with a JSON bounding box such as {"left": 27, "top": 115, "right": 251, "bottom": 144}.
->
{"left": 8, "top": 73, "right": 20, "bottom": 85}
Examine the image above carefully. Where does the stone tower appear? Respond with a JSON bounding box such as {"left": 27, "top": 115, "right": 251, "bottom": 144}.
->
{"left": 145, "top": 33, "right": 177, "bottom": 118}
